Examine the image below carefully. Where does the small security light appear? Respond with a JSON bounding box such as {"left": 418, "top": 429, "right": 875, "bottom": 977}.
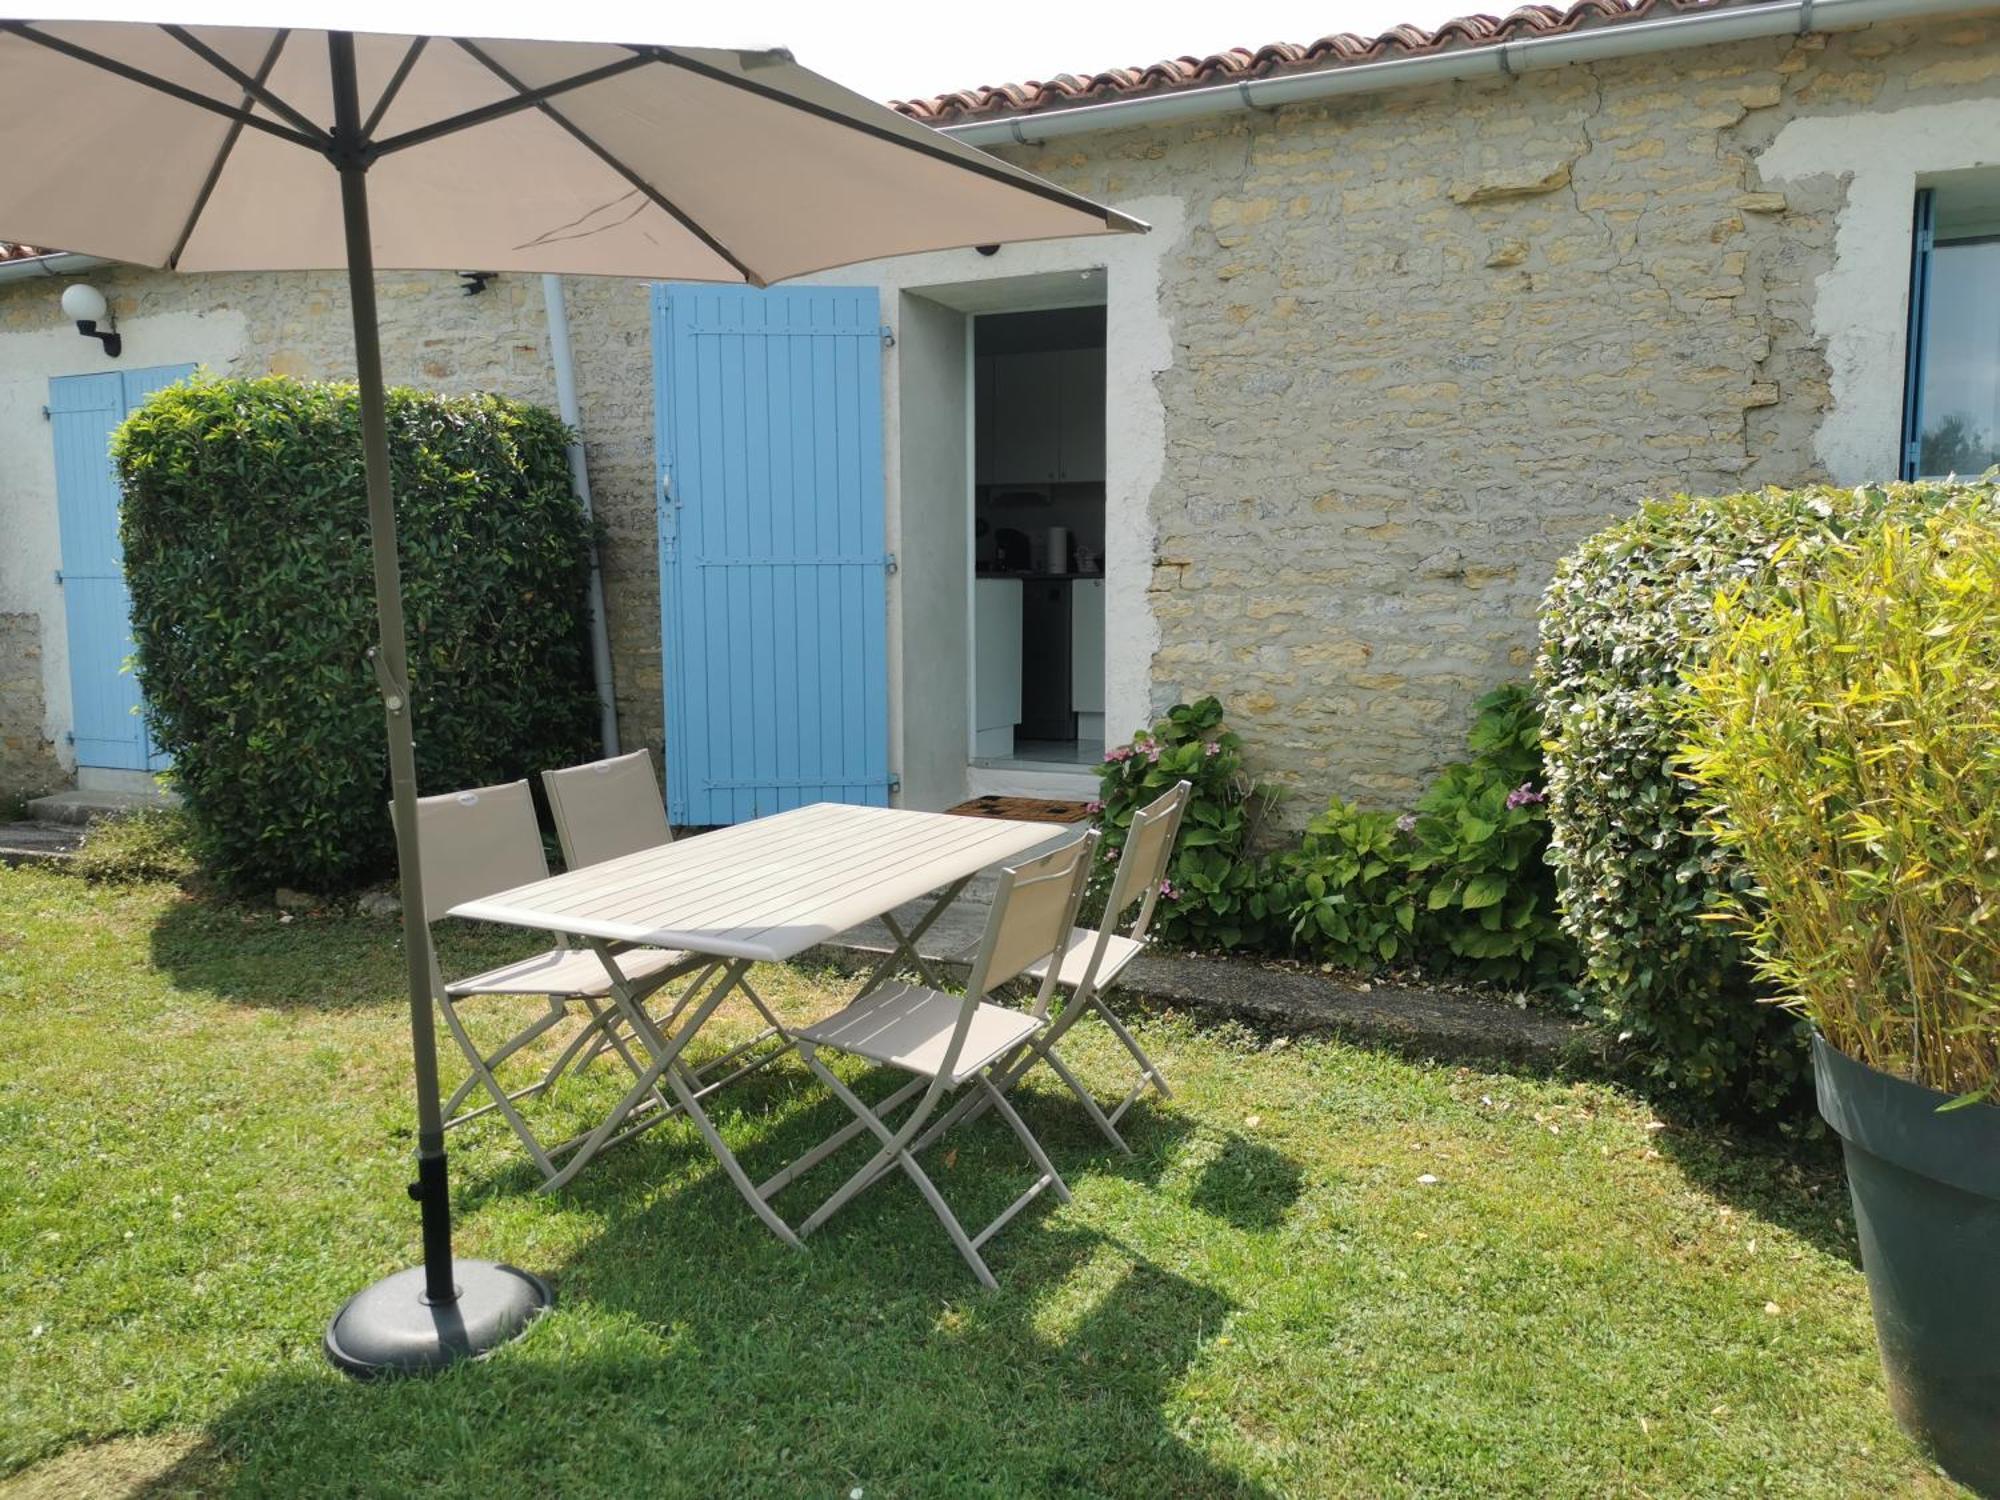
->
{"left": 61, "top": 282, "right": 120, "bottom": 357}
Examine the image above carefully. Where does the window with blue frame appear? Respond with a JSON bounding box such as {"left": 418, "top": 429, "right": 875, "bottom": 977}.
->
{"left": 1903, "top": 178, "right": 2000, "bottom": 480}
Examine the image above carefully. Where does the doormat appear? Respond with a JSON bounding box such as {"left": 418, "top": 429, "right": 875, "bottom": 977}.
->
{"left": 945, "top": 795, "right": 1096, "bottom": 825}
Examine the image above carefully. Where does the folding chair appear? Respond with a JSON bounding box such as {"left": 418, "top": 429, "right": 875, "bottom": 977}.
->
{"left": 928, "top": 780, "right": 1191, "bottom": 1157}
{"left": 417, "top": 778, "right": 712, "bottom": 1183}
{"left": 771, "top": 830, "right": 1098, "bottom": 1289}
{"left": 541, "top": 749, "right": 795, "bottom": 1095}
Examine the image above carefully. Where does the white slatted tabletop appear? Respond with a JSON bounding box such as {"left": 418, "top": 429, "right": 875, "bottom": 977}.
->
{"left": 448, "top": 803, "right": 1061, "bottom": 960}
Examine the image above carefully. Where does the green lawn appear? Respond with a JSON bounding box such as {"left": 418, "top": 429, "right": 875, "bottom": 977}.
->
{"left": 0, "top": 868, "right": 1960, "bottom": 1497}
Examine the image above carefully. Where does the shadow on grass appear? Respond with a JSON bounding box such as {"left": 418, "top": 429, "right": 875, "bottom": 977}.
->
{"left": 1188, "top": 1134, "right": 1305, "bottom": 1231}
{"left": 1656, "top": 1119, "right": 1857, "bottom": 1268}
{"left": 148, "top": 895, "right": 542, "bottom": 1015}
{"left": 128, "top": 1100, "right": 1273, "bottom": 1498}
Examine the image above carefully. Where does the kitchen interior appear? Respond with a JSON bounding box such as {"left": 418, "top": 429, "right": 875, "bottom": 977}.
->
{"left": 972, "top": 305, "right": 1106, "bottom": 769}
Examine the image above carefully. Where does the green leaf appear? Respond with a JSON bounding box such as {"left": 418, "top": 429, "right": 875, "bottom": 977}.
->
{"left": 1461, "top": 873, "right": 1507, "bottom": 910}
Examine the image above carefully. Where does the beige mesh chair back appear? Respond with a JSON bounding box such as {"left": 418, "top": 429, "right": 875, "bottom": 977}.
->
{"left": 413, "top": 778, "right": 709, "bottom": 1186}
{"left": 947, "top": 780, "right": 1193, "bottom": 1157}
{"left": 414, "top": 779, "right": 550, "bottom": 917}
{"left": 782, "top": 830, "right": 1098, "bottom": 1288}
{"left": 542, "top": 749, "right": 672, "bottom": 870}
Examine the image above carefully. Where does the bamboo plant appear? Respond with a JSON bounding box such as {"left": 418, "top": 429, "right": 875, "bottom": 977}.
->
{"left": 1678, "top": 500, "right": 2000, "bottom": 1102}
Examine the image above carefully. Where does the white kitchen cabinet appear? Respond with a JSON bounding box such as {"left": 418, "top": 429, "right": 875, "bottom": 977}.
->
{"left": 990, "top": 350, "right": 1062, "bottom": 485}
{"left": 974, "top": 578, "right": 1023, "bottom": 758}
{"left": 974, "top": 355, "right": 997, "bottom": 486}
{"left": 1056, "top": 347, "right": 1105, "bottom": 483}
{"left": 1071, "top": 578, "right": 1105, "bottom": 743}
{"left": 978, "top": 347, "right": 1106, "bottom": 487}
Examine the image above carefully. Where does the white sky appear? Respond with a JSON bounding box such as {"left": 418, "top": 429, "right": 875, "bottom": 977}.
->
{"left": 730, "top": 1, "right": 1474, "bottom": 104}
{"left": 23, "top": 2, "right": 1475, "bottom": 102}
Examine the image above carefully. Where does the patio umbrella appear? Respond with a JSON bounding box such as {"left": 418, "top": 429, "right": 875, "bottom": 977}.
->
{"left": 0, "top": 12, "right": 1142, "bottom": 1376}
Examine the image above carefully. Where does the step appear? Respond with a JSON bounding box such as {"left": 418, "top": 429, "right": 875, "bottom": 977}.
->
{"left": 0, "top": 821, "right": 84, "bottom": 867}
{"left": 24, "top": 787, "right": 179, "bottom": 827}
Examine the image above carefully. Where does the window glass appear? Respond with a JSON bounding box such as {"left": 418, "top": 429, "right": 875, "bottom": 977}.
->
{"left": 1909, "top": 177, "right": 2000, "bottom": 479}
{"left": 1916, "top": 238, "right": 2000, "bottom": 477}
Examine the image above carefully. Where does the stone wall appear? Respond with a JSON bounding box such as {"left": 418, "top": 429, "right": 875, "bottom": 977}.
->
{"left": 0, "top": 612, "right": 59, "bottom": 800}
{"left": 993, "top": 13, "right": 2000, "bottom": 813}
{"left": 0, "top": 264, "right": 664, "bottom": 767}
{"left": 2, "top": 13, "right": 1995, "bottom": 814}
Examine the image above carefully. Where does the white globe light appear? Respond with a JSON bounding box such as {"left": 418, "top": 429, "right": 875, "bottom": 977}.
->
{"left": 60, "top": 283, "right": 108, "bottom": 323}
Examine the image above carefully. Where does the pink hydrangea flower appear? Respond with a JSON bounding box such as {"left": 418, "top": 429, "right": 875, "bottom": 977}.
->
{"left": 1506, "top": 781, "right": 1547, "bottom": 810}
{"left": 1159, "top": 879, "right": 1179, "bottom": 900}
{"left": 1145, "top": 743, "right": 1162, "bottom": 761}
{"left": 1204, "top": 741, "right": 1222, "bottom": 757}
{"left": 1084, "top": 799, "right": 1103, "bottom": 814}
{"left": 1104, "top": 745, "right": 1133, "bottom": 763}
{"left": 1396, "top": 812, "right": 1418, "bottom": 833}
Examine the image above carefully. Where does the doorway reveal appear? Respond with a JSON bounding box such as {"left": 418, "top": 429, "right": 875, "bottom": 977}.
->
{"left": 971, "top": 304, "right": 1106, "bottom": 773}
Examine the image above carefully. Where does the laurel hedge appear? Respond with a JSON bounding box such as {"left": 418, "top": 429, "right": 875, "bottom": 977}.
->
{"left": 116, "top": 375, "right": 599, "bottom": 892}
{"left": 1536, "top": 479, "right": 1994, "bottom": 1123}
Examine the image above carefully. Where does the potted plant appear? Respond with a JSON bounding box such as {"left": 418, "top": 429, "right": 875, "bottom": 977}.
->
{"left": 1680, "top": 497, "right": 2000, "bottom": 1495}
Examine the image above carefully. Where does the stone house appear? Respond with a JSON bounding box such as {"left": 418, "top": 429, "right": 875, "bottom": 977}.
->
{"left": 2, "top": 0, "right": 1997, "bottom": 823}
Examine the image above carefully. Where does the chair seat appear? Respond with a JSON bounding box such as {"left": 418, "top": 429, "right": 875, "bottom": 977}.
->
{"left": 1022, "top": 928, "right": 1143, "bottom": 991}
{"left": 446, "top": 944, "right": 695, "bottom": 998}
{"left": 798, "top": 981, "right": 1043, "bottom": 1086}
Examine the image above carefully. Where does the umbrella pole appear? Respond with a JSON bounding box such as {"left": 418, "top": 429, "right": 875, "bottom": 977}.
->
{"left": 320, "top": 30, "right": 551, "bottom": 1378}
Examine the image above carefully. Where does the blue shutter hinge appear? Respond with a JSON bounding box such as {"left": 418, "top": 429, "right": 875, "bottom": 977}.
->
{"left": 883, "top": 553, "right": 898, "bottom": 574}
{"left": 41, "top": 404, "right": 51, "bottom": 421}
{"left": 63, "top": 730, "right": 75, "bottom": 746}
{"left": 52, "top": 569, "right": 63, "bottom": 585}
{"left": 888, "top": 773, "right": 902, "bottom": 795}
{"left": 880, "top": 324, "right": 895, "bottom": 348}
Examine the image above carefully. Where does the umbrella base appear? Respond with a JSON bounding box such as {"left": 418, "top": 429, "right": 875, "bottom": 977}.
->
{"left": 324, "top": 1260, "right": 553, "bottom": 1379}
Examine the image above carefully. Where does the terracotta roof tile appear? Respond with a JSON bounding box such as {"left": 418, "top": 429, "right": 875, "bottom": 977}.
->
{"left": 891, "top": 0, "right": 1760, "bottom": 123}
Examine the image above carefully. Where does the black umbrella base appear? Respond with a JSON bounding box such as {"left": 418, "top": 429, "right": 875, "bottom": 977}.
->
{"left": 324, "top": 1260, "right": 553, "bottom": 1378}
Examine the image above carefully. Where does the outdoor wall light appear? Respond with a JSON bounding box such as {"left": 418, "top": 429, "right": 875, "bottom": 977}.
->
{"left": 61, "top": 282, "right": 120, "bottom": 357}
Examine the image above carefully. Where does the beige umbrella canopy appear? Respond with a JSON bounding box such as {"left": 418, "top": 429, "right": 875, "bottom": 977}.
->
{"left": 0, "top": 12, "right": 1141, "bottom": 1377}
{"left": 0, "top": 21, "right": 1140, "bottom": 277}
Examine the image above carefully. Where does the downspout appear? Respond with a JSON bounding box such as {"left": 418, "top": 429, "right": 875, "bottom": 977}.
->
{"left": 939, "top": 0, "right": 1991, "bottom": 147}
{"left": 541, "top": 272, "right": 620, "bottom": 757}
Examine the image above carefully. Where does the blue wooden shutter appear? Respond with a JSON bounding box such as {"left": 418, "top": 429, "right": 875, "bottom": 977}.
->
{"left": 653, "top": 285, "right": 891, "bottom": 825}
{"left": 48, "top": 364, "right": 194, "bottom": 771}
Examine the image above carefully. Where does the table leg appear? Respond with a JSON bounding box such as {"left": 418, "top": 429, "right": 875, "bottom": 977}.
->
{"left": 562, "top": 950, "right": 803, "bottom": 1249}
{"left": 856, "top": 876, "right": 971, "bottom": 997}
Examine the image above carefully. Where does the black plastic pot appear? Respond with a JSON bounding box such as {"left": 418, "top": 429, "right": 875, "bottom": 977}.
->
{"left": 1814, "top": 1033, "right": 2000, "bottom": 1496}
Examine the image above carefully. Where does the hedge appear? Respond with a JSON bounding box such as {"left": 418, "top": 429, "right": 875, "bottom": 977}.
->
{"left": 1536, "top": 479, "right": 1994, "bottom": 1123}
{"left": 116, "top": 375, "right": 599, "bottom": 892}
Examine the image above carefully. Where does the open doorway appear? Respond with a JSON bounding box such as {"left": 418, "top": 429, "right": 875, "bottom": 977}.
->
{"left": 971, "top": 305, "right": 1106, "bottom": 771}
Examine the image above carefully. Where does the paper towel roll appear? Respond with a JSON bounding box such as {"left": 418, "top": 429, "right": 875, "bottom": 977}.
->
{"left": 1044, "top": 526, "right": 1069, "bottom": 574}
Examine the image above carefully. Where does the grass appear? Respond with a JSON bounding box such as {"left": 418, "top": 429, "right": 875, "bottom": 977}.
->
{"left": 0, "top": 866, "right": 1962, "bottom": 1498}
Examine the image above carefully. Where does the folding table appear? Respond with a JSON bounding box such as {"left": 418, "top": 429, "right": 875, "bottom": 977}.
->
{"left": 447, "top": 802, "right": 1058, "bottom": 1238}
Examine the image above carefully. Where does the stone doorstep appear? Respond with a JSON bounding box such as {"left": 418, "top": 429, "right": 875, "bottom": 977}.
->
{"left": 812, "top": 895, "right": 1589, "bottom": 1070}
{"left": 24, "top": 786, "right": 180, "bottom": 827}
{"left": 0, "top": 821, "right": 83, "bottom": 867}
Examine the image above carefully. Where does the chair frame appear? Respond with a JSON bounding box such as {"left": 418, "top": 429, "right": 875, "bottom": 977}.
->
{"left": 539, "top": 750, "right": 797, "bottom": 1107}
{"left": 925, "top": 780, "right": 1192, "bottom": 1157}
{"left": 417, "top": 778, "right": 727, "bottom": 1187}
{"left": 767, "top": 830, "right": 1098, "bottom": 1288}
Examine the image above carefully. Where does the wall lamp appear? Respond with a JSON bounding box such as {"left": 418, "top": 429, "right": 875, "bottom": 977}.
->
{"left": 61, "top": 283, "right": 120, "bottom": 358}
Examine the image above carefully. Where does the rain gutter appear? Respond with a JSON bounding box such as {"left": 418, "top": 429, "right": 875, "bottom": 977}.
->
{"left": 938, "top": 0, "right": 1994, "bottom": 147}
{"left": 0, "top": 251, "right": 110, "bottom": 283}
{"left": 542, "top": 272, "right": 621, "bottom": 757}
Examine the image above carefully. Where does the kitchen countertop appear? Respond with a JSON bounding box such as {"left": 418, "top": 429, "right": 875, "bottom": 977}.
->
{"left": 975, "top": 571, "right": 1106, "bottom": 581}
